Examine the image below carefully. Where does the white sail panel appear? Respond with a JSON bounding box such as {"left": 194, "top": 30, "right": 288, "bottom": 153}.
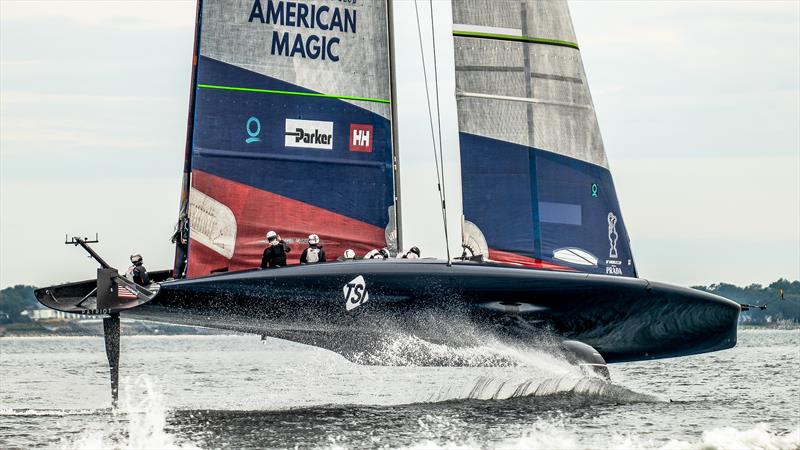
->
{"left": 453, "top": 0, "right": 606, "bottom": 167}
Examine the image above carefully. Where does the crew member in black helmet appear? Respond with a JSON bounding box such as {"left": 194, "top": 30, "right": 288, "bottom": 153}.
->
{"left": 126, "top": 254, "right": 150, "bottom": 286}
{"left": 402, "top": 246, "right": 421, "bottom": 259}
{"left": 364, "top": 248, "right": 390, "bottom": 259}
{"left": 261, "top": 230, "right": 291, "bottom": 269}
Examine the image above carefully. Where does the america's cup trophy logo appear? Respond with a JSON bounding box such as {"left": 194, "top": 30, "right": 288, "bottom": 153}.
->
{"left": 607, "top": 212, "right": 619, "bottom": 258}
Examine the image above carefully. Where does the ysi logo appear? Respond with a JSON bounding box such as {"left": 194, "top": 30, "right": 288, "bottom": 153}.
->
{"left": 343, "top": 275, "right": 369, "bottom": 311}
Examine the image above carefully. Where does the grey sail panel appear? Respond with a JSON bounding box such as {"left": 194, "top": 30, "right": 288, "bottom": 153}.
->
{"left": 453, "top": 0, "right": 605, "bottom": 167}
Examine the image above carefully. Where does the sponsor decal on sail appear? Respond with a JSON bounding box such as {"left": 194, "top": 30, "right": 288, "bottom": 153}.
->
{"left": 605, "top": 212, "right": 622, "bottom": 275}
{"left": 349, "top": 124, "right": 373, "bottom": 152}
{"left": 245, "top": 116, "right": 262, "bottom": 144}
{"left": 553, "top": 247, "right": 598, "bottom": 267}
{"left": 284, "top": 119, "right": 333, "bottom": 149}
{"left": 247, "top": 0, "right": 358, "bottom": 62}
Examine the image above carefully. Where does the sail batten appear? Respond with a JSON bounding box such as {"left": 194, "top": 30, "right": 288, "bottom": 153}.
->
{"left": 197, "top": 83, "right": 391, "bottom": 103}
{"left": 457, "top": 91, "right": 594, "bottom": 110}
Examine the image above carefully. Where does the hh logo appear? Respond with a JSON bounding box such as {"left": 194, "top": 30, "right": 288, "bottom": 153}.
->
{"left": 343, "top": 275, "right": 369, "bottom": 311}
{"left": 349, "top": 124, "right": 373, "bottom": 152}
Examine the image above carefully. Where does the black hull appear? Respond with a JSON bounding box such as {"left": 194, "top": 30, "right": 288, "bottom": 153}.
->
{"left": 97, "top": 259, "right": 741, "bottom": 363}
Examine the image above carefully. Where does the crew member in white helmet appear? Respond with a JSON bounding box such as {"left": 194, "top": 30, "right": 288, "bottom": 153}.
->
{"left": 261, "top": 231, "right": 291, "bottom": 269}
{"left": 126, "top": 254, "right": 150, "bottom": 286}
{"left": 338, "top": 249, "right": 357, "bottom": 261}
{"left": 300, "top": 234, "right": 326, "bottom": 264}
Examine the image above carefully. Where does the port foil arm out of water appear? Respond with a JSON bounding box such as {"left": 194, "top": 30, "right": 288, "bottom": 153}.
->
{"left": 39, "top": 236, "right": 164, "bottom": 407}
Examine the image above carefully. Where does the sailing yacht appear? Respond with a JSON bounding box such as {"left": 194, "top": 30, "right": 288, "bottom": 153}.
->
{"left": 36, "top": 0, "right": 740, "bottom": 404}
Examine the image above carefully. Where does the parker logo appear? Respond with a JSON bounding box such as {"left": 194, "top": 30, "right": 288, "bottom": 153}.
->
{"left": 284, "top": 119, "right": 333, "bottom": 150}
{"left": 349, "top": 124, "right": 373, "bottom": 152}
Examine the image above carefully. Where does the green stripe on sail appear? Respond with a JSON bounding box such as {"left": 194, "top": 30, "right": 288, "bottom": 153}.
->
{"left": 197, "top": 83, "right": 391, "bottom": 104}
{"left": 452, "top": 31, "right": 579, "bottom": 50}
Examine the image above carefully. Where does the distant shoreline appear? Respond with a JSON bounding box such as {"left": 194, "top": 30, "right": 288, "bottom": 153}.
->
{"left": 3, "top": 321, "right": 797, "bottom": 338}
{"left": 0, "top": 320, "right": 230, "bottom": 338}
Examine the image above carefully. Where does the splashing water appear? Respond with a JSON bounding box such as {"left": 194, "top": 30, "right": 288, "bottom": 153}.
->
{"left": 347, "top": 324, "right": 574, "bottom": 370}
{"left": 59, "top": 376, "right": 199, "bottom": 450}
{"left": 342, "top": 327, "right": 660, "bottom": 405}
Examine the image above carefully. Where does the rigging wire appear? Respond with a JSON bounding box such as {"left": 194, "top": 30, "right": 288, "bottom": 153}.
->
{"left": 413, "top": 0, "right": 452, "bottom": 264}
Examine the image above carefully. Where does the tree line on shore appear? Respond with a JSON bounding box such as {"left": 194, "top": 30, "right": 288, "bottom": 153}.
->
{"left": 692, "top": 279, "right": 799, "bottom": 325}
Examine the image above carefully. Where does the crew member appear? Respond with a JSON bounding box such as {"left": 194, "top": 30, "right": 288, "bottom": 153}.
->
{"left": 126, "top": 254, "right": 150, "bottom": 286}
{"left": 300, "top": 234, "right": 326, "bottom": 264}
{"left": 402, "top": 246, "right": 421, "bottom": 259}
{"left": 338, "top": 249, "right": 357, "bottom": 261}
{"left": 261, "top": 231, "right": 291, "bottom": 269}
{"left": 365, "top": 248, "right": 390, "bottom": 259}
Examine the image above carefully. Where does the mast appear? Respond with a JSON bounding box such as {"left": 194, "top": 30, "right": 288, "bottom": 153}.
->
{"left": 386, "top": 0, "right": 403, "bottom": 253}
{"left": 172, "top": 0, "right": 203, "bottom": 278}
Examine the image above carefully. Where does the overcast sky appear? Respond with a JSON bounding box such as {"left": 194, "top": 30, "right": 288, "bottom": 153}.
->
{"left": 1, "top": 0, "right": 798, "bottom": 288}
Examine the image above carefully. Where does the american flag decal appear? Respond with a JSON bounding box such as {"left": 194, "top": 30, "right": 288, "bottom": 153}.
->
{"left": 118, "top": 284, "right": 138, "bottom": 300}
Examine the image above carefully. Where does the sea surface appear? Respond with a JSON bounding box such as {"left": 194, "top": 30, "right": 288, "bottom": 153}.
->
{"left": 1, "top": 329, "right": 798, "bottom": 449}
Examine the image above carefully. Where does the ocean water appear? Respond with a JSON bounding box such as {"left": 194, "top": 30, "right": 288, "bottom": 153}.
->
{"left": 0, "top": 329, "right": 798, "bottom": 449}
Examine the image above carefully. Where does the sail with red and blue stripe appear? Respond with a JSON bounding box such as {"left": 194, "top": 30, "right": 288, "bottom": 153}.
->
{"left": 182, "top": 0, "right": 396, "bottom": 277}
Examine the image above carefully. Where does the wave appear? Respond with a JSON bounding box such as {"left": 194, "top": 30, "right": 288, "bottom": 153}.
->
{"left": 450, "top": 375, "right": 661, "bottom": 403}
{"left": 0, "top": 408, "right": 102, "bottom": 416}
{"left": 399, "top": 420, "right": 800, "bottom": 450}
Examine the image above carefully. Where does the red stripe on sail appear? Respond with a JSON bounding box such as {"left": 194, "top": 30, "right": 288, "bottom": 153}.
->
{"left": 187, "top": 170, "right": 386, "bottom": 278}
{"left": 488, "top": 249, "right": 576, "bottom": 271}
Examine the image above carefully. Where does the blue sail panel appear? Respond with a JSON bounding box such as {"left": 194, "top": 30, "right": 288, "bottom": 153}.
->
{"left": 460, "top": 133, "right": 636, "bottom": 277}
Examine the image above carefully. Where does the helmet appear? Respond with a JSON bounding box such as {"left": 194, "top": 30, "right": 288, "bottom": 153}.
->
{"left": 409, "top": 246, "right": 421, "bottom": 257}
{"left": 308, "top": 234, "right": 320, "bottom": 246}
{"left": 266, "top": 230, "right": 278, "bottom": 242}
{"left": 130, "top": 254, "right": 143, "bottom": 264}
{"left": 343, "top": 249, "right": 356, "bottom": 260}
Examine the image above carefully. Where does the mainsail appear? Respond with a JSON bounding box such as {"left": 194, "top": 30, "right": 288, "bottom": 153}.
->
{"left": 452, "top": 0, "right": 637, "bottom": 277}
{"left": 180, "top": 0, "right": 397, "bottom": 277}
